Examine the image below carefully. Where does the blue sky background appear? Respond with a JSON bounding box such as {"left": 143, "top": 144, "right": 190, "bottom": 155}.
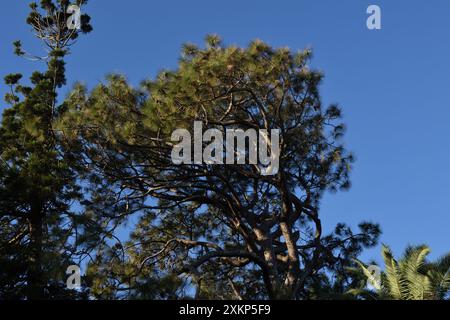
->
{"left": 1, "top": 0, "right": 449, "bottom": 264}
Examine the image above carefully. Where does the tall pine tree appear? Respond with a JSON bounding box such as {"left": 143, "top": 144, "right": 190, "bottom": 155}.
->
{"left": 62, "top": 36, "right": 381, "bottom": 299}
{"left": 0, "top": 0, "right": 91, "bottom": 299}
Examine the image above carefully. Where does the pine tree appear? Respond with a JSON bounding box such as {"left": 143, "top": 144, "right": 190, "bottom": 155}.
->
{"left": 62, "top": 35, "right": 381, "bottom": 299}
{"left": 0, "top": 0, "right": 92, "bottom": 299}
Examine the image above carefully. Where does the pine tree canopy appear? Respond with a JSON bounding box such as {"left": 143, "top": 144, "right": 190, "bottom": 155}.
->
{"left": 59, "top": 35, "right": 381, "bottom": 299}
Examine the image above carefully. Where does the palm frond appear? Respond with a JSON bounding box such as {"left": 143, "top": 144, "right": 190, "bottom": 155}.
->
{"left": 399, "top": 245, "right": 432, "bottom": 299}
{"left": 382, "top": 244, "right": 407, "bottom": 299}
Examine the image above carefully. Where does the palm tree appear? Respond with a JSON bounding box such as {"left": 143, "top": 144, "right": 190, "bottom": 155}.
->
{"left": 352, "top": 244, "right": 449, "bottom": 300}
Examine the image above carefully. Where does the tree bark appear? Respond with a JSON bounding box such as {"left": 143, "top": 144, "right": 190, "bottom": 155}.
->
{"left": 27, "top": 204, "right": 44, "bottom": 300}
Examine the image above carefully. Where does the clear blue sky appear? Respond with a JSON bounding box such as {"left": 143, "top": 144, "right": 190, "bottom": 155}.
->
{"left": 1, "top": 0, "right": 449, "bottom": 263}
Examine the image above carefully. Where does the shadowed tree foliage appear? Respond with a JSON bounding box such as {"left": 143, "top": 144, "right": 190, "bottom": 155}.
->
{"left": 0, "top": 0, "right": 91, "bottom": 299}
{"left": 60, "top": 35, "right": 381, "bottom": 299}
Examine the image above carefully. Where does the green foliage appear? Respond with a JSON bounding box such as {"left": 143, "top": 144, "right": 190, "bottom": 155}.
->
{"left": 354, "top": 244, "right": 450, "bottom": 300}
{"left": 3, "top": 3, "right": 442, "bottom": 301}
{"left": 61, "top": 35, "right": 380, "bottom": 299}
{"left": 0, "top": 0, "right": 91, "bottom": 299}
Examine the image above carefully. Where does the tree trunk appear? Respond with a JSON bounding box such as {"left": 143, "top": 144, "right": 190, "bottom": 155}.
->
{"left": 27, "top": 204, "right": 44, "bottom": 300}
